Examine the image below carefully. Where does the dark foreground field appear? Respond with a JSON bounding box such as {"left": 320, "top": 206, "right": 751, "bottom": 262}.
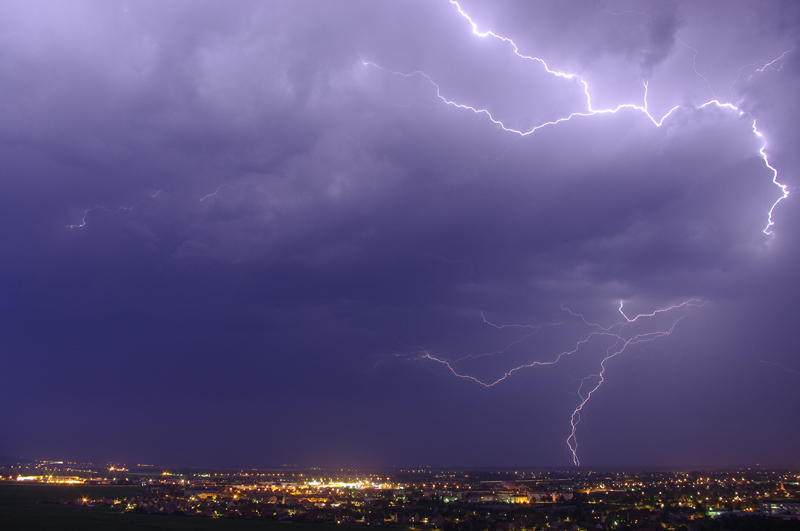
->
{"left": 0, "top": 484, "right": 355, "bottom": 530}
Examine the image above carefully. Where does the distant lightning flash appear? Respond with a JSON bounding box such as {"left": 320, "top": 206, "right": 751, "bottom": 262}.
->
{"left": 754, "top": 347, "right": 800, "bottom": 377}
{"left": 69, "top": 191, "right": 161, "bottom": 229}
{"left": 364, "top": 0, "right": 791, "bottom": 234}
{"left": 71, "top": 183, "right": 237, "bottom": 229}
{"left": 404, "top": 299, "right": 704, "bottom": 465}
{"left": 200, "top": 184, "right": 236, "bottom": 202}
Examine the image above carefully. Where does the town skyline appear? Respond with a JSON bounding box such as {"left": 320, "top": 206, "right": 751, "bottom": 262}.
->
{"left": 2, "top": 458, "right": 799, "bottom": 529}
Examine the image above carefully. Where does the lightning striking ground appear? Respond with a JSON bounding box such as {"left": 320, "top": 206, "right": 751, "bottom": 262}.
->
{"left": 402, "top": 300, "right": 705, "bottom": 465}
{"left": 565, "top": 315, "right": 690, "bottom": 466}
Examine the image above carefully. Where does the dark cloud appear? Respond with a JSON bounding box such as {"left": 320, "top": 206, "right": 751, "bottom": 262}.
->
{"left": 0, "top": 0, "right": 798, "bottom": 468}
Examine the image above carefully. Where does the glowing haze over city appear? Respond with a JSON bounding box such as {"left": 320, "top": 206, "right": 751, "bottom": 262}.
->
{"left": 1, "top": 0, "right": 799, "bottom": 469}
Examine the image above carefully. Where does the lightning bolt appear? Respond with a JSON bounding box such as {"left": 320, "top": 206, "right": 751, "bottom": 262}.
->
{"left": 68, "top": 191, "right": 161, "bottom": 229}
{"left": 364, "top": 0, "right": 791, "bottom": 234}
{"left": 200, "top": 184, "right": 236, "bottom": 202}
{"left": 744, "top": 48, "right": 794, "bottom": 84}
{"left": 617, "top": 298, "right": 706, "bottom": 324}
{"left": 730, "top": 47, "right": 794, "bottom": 102}
{"left": 566, "top": 314, "right": 690, "bottom": 466}
{"left": 677, "top": 37, "right": 723, "bottom": 102}
{"left": 397, "top": 299, "right": 704, "bottom": 464}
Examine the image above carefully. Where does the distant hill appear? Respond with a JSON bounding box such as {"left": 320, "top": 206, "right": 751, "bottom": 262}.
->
{"left": 0, "top": 456, "right": 34, "bottom": 465}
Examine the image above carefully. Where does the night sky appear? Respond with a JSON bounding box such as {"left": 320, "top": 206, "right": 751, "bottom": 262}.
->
{"left": 2, "top": 0, "right": 799, "bottom": 469}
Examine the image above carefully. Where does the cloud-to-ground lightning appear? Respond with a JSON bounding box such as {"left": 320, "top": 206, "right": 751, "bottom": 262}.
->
{"left": 565, "top": 300, "right": 706, "bottom": 465}
{"left": 365, "top": 0, "right": 791, "bottom": 234}
{"left": 399, "top": 300, "right": 704, "bottom": 465}
{"left": 69, "top": 191, "right": 161, "bottom": 229}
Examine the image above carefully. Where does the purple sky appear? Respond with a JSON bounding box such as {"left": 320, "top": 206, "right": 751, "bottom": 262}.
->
{"left": 1, "top": 0, "right": 799, "bottom": 469}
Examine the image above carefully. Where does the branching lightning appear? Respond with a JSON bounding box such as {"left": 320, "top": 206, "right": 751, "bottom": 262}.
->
{"left": 365, "top": 0, "right": 791, "bottom": 234}
{"left": 564, "top": 307, "right": 703, "bottom": 466}
{"left": 677, "top": 37, "right": 723, "bottom": 101}
{"left": 737, "top": 47, "right": 794, "bottom": 90}
{"left": 400, "top": 300, "right": 704, "bottom": 465}
{"left": 617, "top": 299, "right": 705, "bottom": 324}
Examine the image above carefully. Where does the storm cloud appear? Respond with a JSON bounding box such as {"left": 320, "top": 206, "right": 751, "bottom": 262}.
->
{"left": 1, "top": 0, "right": 798, "bottom": 468}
